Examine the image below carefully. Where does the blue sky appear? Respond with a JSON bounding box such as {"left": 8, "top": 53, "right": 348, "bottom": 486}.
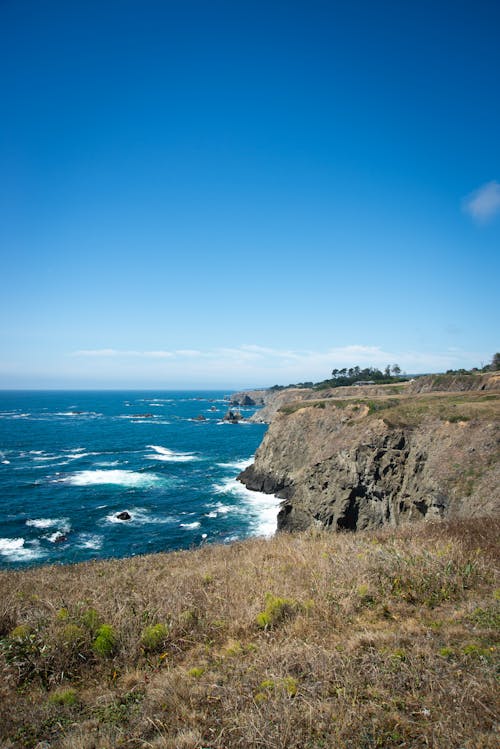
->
{"left": 1, "top": 0, "right": 499, "bottom": 388}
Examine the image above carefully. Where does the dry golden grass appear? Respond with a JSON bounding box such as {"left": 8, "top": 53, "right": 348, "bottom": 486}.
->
{"left": 1, "top": 518, "right": 499, "bottom": 748}
{"left": 279, "top": 391, "right": 500, "bottom": 427}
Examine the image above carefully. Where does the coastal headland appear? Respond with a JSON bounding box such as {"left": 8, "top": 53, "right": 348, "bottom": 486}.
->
{"left": 238, "top": 372, "right": 500, "bottom": 532}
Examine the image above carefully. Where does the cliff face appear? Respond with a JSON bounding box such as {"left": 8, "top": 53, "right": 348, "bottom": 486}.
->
{"left": 239, "top": 391, "right": 500, "bottom": 533}
{"left": 229, "top": 389, "right": 272, "bottom": 406}
{"left": 407, "top": 372, "right": 500, "bottom": 394}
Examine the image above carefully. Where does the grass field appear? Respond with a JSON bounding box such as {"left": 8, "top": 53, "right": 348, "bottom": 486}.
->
{"left": 1, "top": 518, "right": 499, "bottom": 748}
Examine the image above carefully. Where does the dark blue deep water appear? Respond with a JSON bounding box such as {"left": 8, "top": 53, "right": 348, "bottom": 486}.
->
{"left": 0, "top": 391, "right": 275, "bottom": 568}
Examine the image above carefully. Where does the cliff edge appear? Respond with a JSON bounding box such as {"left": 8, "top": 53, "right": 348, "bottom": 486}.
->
{"left": 239, "top": 380, "right": 500, "bottom": 533}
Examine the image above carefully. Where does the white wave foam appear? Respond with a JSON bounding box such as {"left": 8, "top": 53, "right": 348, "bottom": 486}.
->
{"left": 213, "top": 478, "right": 280, "bottom": 537}
{"left": 66, "top": 452, "right": 99, "bottom": 460}
{"left": 95, "top": 460, "right": 121, "bottom": 467}
{"left": 104, "top": 508, "right": 175, "bottom": 525}
{"left": 217, "top": 458, "right": 253, "bottom": 471}
{"left": 46, "top": 531, "right": 68, "bottom": 543}
{"left": 180, "top": 521, "right": 201, "bottom": 530}
{"left": 33, "top": 455, "right": 64, "bottom": 461}
{"left": 212, "top": 502, "right": 234, "bottom": 515}
{"left": 26, "top": 518, "right": 71, "bottom": 533}
{"left": 0, "top": 537, "right": 44, "bottom": 562}
{"left": 76, "top": 533, "right": 103, "bottom": 550}
{"left": 146, "top": 445, "right": 197, "bottom": 462}
{"left": 59, "top": 470, "right": 163, "bottom": 488}
{"left": 205, "top": 511, "right": 218, "bottom": 518}
{"left": 55, "top": 411, "right": 102, "bottom": 417}
{"left": 2, "top": 460, "right": 10, "bottom": 465}
{"left": 224, "top": 534, "right": 240, "bottom": 543}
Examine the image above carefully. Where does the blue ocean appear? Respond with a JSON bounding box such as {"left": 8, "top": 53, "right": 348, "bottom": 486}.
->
{"left": 0, "top": 391, "right": 275, "bottom": 568}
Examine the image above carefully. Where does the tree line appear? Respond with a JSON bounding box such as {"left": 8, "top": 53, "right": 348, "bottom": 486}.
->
{"left": 269, "top": 353, "right": 499, "bottom": 392}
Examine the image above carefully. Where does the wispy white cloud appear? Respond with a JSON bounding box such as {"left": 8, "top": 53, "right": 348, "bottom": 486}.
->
{"left": 462, "top": 181, "right": 500, "bottom": 223}
{"left": 73, "top": 349, "right": 175, "bottom": 358}
{"left": 69, "top": 344, "right": 485, "bottom": 385}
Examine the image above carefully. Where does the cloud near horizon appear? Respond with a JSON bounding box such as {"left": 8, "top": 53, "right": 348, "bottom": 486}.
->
{"left": 462, "top": 181, "right": 500, "bottom": 223}
{"left": 68, "top": 344, "right": 484, "bottom": 385}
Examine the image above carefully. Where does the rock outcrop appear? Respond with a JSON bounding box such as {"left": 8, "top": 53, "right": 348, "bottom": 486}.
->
{"left": 407, "top": 372, "right": 500, "bottom": 394}
{"left": 223, "top": 409, "right": 244, "bottom": 423}
{"left": 229, "top": 390, "right": 271, "bottom": 407}
{"left": 239, "top": 387, "right": 500, "bottom": 533}
{"left": 116, "top": 511, "right": 132, "bottom": 521}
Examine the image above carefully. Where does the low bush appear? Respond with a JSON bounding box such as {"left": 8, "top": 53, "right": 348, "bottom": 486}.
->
{"left": 256, "top": 593, "right": 301, "bottom": 628}
{"left": 141, "top": 623, "right": 169, "bottom": 652}
{"left": 92, "top": 624, "right": 117, "bottom": 658}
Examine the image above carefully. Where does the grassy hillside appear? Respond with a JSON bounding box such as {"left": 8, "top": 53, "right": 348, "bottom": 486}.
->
{"left": 1, "top": 519, "right": 499, "bottom": 748}
{"left": 278, "top": 391, "right": 500, "bottom": 425}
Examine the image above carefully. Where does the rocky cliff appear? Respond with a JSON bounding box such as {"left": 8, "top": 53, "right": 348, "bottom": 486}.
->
{"left": 239, "top": 386, "right": 500, "bottom": 533}
{"left": 229, "top": 389, "right": 271, "bottom": 406}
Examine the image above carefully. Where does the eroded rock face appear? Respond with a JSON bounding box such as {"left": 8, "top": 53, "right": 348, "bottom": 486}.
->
{"left": 230, "top": 390, "right": 269, "bottom": 406}
{"left": 238, "top": 399, "right": 499, "bottom": 533}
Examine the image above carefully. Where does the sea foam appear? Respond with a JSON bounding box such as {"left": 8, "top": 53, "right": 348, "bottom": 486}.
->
{"left": 26, "top": 517, "right": 71, "bottom": 532}
{"left": 0, "top": 537, "right": 43, "bottom": 562}
{"left": 146, "top": 445, "right": 198, "bottom": 462}
{"left": 76, "top": 533, "right": 104, "bottom": 550}
{"left": 217, "top": 458, "right": 253, "bottom": 471}
{"left": 213, "top": 477, "right": 280, "bottom": 537}
{"left": 59, "top": 470, "right": 163, "bottom": 488}
{"left": 104, "top": 508, "right": 176, "bottom": 525}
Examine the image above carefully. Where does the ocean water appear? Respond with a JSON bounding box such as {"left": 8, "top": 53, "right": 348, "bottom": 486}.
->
{"left": 0, "top": 391, "right": 276, "bottom": 568}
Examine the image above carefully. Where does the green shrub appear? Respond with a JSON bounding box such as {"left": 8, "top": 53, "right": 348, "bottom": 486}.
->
{"left": 256, "top": 593, "right": 300, "bottom": 629}
{"left": 49, "top": 687, "right": 78, "bottom": 706}
{"left": 187, "top": 666, "right": 205, "bottom": 678}
{"left": 8, "top": 624, "right": 31, "bottom": 639}
{"left": 92, "top": 624, "right": 117, "bottom": 657}
{"left": 439, "top": 647, "right": 455, "bottom": 658}
{"left": 462, "top": 643, "right": 492, "bottom": 658}
{"left": 256, "top": 676, "right": 298, "bottom": 699}
{"left": 141, "top": 623, "right": 169, "bottom": 652}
